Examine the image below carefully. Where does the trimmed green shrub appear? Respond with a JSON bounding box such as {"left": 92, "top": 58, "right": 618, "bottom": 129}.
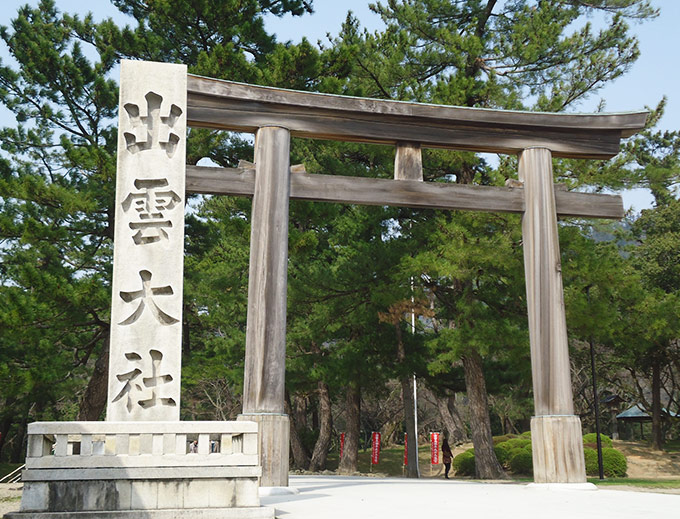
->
{"left": 519, "top": 431, "right": 531, "bottom": 439}
{"left": 493, "top": 434, "right": 517, "bottom": 445}
{"left": 453, "top": 450, "right": 475, "bottom": 477}
{"left": 503, "top": 438, "right": 531, "bottom": 450}
{"left": 602, "top": 448, "right": 627, "bottom": 477}
{"left": 496, "top": 438, "right": 533, "bottom": 469}
{"left": 509, "top": 449, "right": 533, "bottom": 475}
{"left": 494, "top": 444, "right": 510, "bottom": 467}
{"left": 584, "top": 447, "right": 598, "bottom": 475}
{"left": 584, "top": 447, "right": 627, "bottom": 477}
{"left": 582, "top": 433, "right": 613, "bottom": 448}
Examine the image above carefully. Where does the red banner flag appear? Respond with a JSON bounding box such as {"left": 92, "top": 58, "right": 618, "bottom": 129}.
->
{"left": 430, "top": 432, "right": 440, "bottom": 464}
{"left": 371, "top": 432, "right": 381, "bottom": 465}
{"left": 404, "top": 433, "right": 408, "bottom": 465}
{"left": 340, "top": 432, "right": 345, "bottom": 459}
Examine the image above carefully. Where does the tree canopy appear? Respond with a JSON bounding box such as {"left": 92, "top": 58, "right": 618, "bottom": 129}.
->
{"left": 1, "top": 0, "right": 677, "bottom": 472}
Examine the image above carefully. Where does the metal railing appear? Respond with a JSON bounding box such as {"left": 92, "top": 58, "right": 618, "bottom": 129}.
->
{"left": 0, "top": 464, "right": 24, "bottom": 484}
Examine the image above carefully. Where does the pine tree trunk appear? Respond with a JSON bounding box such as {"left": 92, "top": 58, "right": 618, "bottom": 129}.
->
{"left": 462, "top": 350, "right": 507, "bottom": 479}
{"left": 432, "top": 390, "right": 467, "bottom": 445}
{"left": 651, "top": 356, "right": 663, "bottom": 450}
{"left": 338, "top": 384, "right": 360, "bottom": 474}
{"left": 309, "top": 381, "right": 332, "bottom": 471}
{"left": 285, "top": 392, "right": 311, "bottom": 469}
{"left": 0, "top": 412, "right": 12, "bottom": 460}
{"left": 78, "top": 330, "right": 109, "bottom": 421}
{"left": 11, "top": 415, "right": 28, "bottom": 463}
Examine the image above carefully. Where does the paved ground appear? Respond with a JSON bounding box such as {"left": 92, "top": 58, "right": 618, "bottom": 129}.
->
{"left": 261, "top": 475, "right": 680, "bottom": 519}
{"left": 3, "top": 477, "right": 679, "bottom": 518}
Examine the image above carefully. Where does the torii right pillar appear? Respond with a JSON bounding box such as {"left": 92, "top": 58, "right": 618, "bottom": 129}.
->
{"left": 519, "top": 147, "right": 587, "bottom": 483}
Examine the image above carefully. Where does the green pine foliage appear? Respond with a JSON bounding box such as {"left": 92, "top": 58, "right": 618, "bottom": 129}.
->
{"left": 1, "top": 0, "right": 676, "bottom": 467}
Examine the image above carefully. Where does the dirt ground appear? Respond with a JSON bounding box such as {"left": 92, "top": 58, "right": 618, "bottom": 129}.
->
{"left": 614, "top": 440, "right": 680, "bottom": 479}
{"left": 0, "top": 484, "right": 21, "bottom": 517}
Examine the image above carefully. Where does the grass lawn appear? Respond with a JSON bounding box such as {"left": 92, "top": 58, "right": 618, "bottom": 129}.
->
{"left": 589, "top": 478, "right": 680, "bottom": 489}
{"left": 664, "top": 439, "right": 680, "bottom": 453}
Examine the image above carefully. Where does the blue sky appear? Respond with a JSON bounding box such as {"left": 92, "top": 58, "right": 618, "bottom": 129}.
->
{"left": 1, "top": 0, "right": 677, "bottom": 211}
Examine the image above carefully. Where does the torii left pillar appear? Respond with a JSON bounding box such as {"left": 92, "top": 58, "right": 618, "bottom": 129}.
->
{"left": 239, "top": 126, "right": 292, "bottom": 488}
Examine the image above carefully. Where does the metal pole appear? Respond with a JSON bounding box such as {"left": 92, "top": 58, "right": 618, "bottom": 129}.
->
{"left": 413, "top": 373, "right": 420, "bottom": 477}
{"left": 410, "top": 275, "right": 420, "bottom": 477}
{"left": 585, "top": 287, "right": 604, "bottom": 479}
{"left": 590, "top": 336, "right": 604, "bottom": 480}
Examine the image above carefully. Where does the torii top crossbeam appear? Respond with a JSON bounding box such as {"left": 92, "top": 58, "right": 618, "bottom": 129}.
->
{"left": 186, "top": 74, "right": 647, "bottom": 159}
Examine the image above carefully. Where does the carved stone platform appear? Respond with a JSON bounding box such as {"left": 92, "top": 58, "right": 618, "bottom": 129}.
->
{"left": 6, "top": 421, "right": 273, "bottom": 519}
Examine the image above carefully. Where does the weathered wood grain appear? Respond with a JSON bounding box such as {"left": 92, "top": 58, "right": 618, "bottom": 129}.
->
{"left": 241, "top": 128, "right": 292, "bottom": 488}
{"left": 531, "top": 416, "right": 587, "bottom": 483}
{"left": 519, "top": 147, "right": 574, "bottom": 417}
{"left": 394, "top": 143, "right": 423, "bottom": 181}
{"left": 521, "top": 147, "right": 588, "bottom": 483}
{"left": 186, "top": 74, "right": 648, "bottom": 159}
{"left": 242, "top": 127, "right": 290, "bottom": 416}
{"left": 185, "top": 165, "right": 624, "bottom": 219}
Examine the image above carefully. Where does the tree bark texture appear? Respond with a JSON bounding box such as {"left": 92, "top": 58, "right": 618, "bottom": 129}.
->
{"left": 78, "top": 330, "right": 110, "bottom": 421}
{"left": 11, "top": 415, "right": 28, "bottom": 463}
{"left": 285, "top": 392, "right": 311, "bottom": 469}
{"left": 0, "top": 412, "right": 12, "bottom": 460}
{"left": 309, "top": 381, "right": 333, "bottom": 472}
{"left": 433, "top": 391, "right": 467, "bottom": 445}
{"left": 652, "top": 357, "right": 663, "bottom": 450}
{"left": 338, "top": 384, "right": 360, "bottom": 474}
{"left": 462, "top": 350, "right": 507, "bottom": 479}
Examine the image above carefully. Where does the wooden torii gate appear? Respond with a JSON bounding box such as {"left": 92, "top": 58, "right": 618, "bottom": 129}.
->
{"left": 112, "top": 60, "right": 647, "bottom": 488}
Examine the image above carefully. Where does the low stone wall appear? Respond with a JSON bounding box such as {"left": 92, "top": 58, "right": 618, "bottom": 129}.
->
{"left": 6, "top": 421, "right": 274, "bottom": 518}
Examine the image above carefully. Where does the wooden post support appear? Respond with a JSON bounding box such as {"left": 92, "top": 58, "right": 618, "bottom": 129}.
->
{"left": 394, "top": 142, "right": 423, "bottom": 181}
{"left": 240, "top": 126, "right": 291, "bottom": 487}
{"left": 519, "top": 147, "right": 586, "bottom": 484}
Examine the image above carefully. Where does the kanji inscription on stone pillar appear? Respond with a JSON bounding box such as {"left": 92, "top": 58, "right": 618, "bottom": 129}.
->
{"left": 107, "top": 60, "right": 187, "bottom": 421}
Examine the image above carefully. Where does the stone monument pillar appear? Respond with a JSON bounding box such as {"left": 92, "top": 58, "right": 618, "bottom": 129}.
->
{"left": 519, "top": 147, "right": 587, "bottom": 483}
{"left": 107, "top": 60, "right": 187, "bottom": 422}
{"left": 8, "top": 60, "right": 273, "bottom": 518}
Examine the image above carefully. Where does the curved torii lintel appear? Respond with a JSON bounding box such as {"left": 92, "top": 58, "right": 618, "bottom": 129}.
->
{"left": 186, "top": 74, "right": 647, "bottom": 160}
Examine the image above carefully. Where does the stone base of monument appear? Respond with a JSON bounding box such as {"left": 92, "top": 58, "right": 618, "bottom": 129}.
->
{"left": 5, "top": 421, "right": 274, "bottom": 519}
{"left": 531, "top": 415, "right": 587, "bottom": 483}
